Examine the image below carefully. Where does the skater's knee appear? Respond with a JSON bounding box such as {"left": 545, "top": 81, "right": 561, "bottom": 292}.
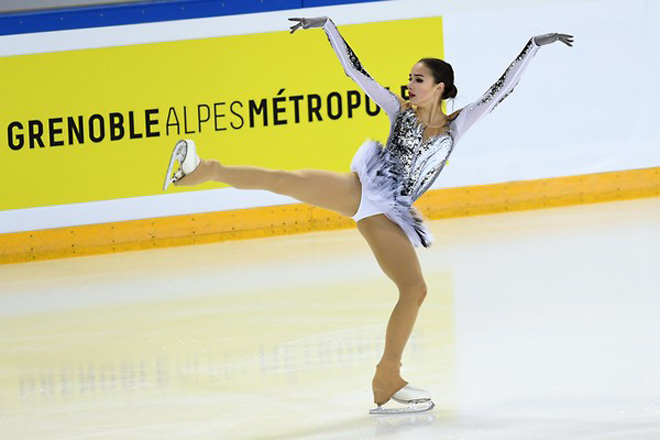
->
{"left": 416, "top": 283, "right": 428, "bottom": 306}
{"left": 399, "top": 281, "right": 428, "bottom": 306}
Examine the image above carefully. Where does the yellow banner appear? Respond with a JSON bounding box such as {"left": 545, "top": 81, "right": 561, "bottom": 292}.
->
{"left": 0, "top": 17, "right": 443, "bottom": 210}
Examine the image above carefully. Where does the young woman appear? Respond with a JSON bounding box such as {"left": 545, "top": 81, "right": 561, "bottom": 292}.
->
{"left": 162, "top": 17, "right": 573, "bottom": 414}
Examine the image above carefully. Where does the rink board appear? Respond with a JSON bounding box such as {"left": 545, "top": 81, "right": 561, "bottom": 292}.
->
{"left": 1, "top": 166, "right": 659, "bottom": 264}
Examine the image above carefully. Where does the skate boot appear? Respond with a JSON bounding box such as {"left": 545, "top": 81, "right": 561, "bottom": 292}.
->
{"left": 162, "top": 139, "right": 201, "bottom": 190}
{"left": 370, "top": 384, "right": 435, "bottom": 415}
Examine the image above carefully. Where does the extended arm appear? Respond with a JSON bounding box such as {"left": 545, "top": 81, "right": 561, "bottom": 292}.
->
{"left": 452, "top": 32, "right": 573, "bottom": 142}
{"left": 289, "top": 17, "right": 400, "bottom": 121}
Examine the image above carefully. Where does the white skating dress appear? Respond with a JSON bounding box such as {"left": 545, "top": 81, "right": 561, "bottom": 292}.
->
{"left": 322, "top": 20, "right": 540, "bottom": 247}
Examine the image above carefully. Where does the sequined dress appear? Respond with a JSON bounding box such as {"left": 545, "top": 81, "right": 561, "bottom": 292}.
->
{"left": 323, "top": 20, "right": 540, "bottom": 247}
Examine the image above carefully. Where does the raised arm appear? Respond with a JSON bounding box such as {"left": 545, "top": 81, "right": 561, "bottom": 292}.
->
{"left": 451, "top": 38, "right": 541, "bottom": 143}
{"left": 289, "top": 17, "right": 401, "bottom": 121}
{"left": 451, "top": 33, "right": 573, "bottom": 143}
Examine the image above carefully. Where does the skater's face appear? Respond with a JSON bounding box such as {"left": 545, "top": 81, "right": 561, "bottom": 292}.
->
{"left": 407, "top": 62, "right": 445, "bottom": 108}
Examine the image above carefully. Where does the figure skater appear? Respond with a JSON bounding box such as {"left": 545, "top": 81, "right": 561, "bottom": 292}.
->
{"left": 162, "top": 16, "right": 573, "bottom": 414}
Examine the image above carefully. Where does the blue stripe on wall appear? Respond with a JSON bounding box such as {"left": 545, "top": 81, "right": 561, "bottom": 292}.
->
{"left": 301, "top": 0, "right": 383, "bottom": 6}
{"left": 0, "top": 0, "right": 384, "bottom": 36}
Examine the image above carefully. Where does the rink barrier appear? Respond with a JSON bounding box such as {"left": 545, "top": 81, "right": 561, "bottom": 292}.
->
{"left": 1, "top": 166, "right": 659, "bottom": 264}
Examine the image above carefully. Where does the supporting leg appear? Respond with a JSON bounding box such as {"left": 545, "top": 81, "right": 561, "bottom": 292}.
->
{"left": 357, "top": 214, "right": 429, "bottom": 406}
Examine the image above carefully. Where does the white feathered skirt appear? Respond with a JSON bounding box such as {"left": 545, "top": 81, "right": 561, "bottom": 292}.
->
{"left": 350, "top": 140, "right": 433, "bottom": 248}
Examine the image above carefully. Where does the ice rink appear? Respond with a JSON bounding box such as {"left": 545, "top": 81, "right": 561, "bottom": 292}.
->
{"left": 1, "top": 197, "right": 659, "bottom": 440}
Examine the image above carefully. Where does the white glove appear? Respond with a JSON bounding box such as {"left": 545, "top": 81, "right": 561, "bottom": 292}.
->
{"left": 533, "top": 33, "right": 574, "bottom": 47}
{"left": 288, "top": 17, "right": 328, "bottom": 34}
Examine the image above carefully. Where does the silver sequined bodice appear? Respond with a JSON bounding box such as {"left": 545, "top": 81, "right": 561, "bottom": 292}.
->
{"left": 387, "top": 107, "right": 454, "bottom": 201}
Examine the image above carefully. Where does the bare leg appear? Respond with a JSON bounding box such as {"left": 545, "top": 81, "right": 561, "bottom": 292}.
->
{"left": 357, "top": 214, "right": 428, "bottom": 405}
{"left": 176, "top": 159, "right": 362, "bottom": 218}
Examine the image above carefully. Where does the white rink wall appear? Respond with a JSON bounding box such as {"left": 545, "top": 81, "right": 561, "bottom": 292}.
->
{"left": 440, "top": 0, "right": 660, "bottom": 187}
{"left": 1, "top": 0, "right": 658, "bottom": 233}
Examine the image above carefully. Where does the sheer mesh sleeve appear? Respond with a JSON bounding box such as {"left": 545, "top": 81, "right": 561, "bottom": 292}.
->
{"left": 452, "top": 38, "right": 541, "bottom": 143}
{"left": 322, "top": 19, "right": 401, "bottom": 122}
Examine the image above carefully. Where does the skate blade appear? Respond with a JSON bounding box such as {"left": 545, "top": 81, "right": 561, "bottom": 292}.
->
{"left": 162, "top": 140, "right": 186, "bottom": 191}
{"left": 369, "top": 400, "right": 434, "bottom": 415}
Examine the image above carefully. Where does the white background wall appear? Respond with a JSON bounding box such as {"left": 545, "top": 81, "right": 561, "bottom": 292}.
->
{"left": 1, "top": 0, "right": 658, "bottom": 233}
{"left": 441, "top": 0, "right": 660, "bottom": 188}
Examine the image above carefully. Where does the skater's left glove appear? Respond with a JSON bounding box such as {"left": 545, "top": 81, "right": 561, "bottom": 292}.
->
{"left": 533, "top": 33, "right": 574, "bottom": 47}
{"left": 288, "top": 16, "right": 328, "bottom": 33}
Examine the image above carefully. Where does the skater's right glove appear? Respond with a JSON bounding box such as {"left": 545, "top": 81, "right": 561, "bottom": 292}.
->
{"left": 288, "top": 16, "right": 328, "bottom": 34}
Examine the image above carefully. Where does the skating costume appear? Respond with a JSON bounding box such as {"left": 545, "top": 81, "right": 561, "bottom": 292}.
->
{"left": 322, "top": 20, "right": 540, "bottom": 247}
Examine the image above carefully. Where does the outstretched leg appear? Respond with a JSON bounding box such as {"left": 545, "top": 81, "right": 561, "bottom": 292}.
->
{"left": 356, "top": 214, "right": 428, "bottom": 406}
{"left": 176, "top": 158, "right": 362, "bottom": 218}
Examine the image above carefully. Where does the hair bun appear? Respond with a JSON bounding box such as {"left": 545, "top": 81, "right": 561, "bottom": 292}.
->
{"left": 444, "top": 84, "right": 458, "bottom": 100}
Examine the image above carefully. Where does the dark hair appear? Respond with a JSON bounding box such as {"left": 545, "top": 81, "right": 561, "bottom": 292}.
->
{"left": 419, "top": 57, "right": 458, "bottom": 100}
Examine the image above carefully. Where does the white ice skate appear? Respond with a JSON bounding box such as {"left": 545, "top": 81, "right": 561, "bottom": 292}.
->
{"left": 162, "top": 139, "right": 201, "bottom": 190}
{"left": 369, "top": 385, "right": 435, "bottom": 415}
